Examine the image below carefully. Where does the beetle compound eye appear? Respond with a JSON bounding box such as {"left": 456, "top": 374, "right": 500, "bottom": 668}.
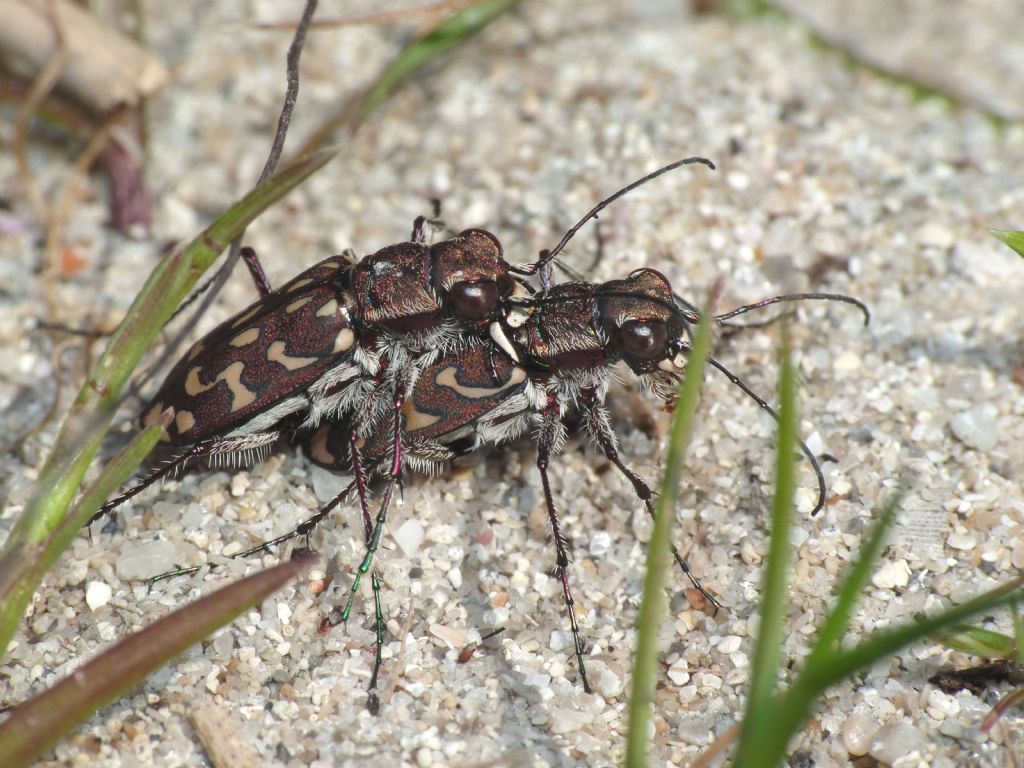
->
{"left": 449, "top": 280, "right": 499, "bottom": 321}
{"left": 619, "top": 320, "right": 668, "bottom": 359}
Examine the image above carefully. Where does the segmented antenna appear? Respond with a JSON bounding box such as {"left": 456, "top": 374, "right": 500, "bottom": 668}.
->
{"left": 702, "top": 354, "right": 830, "bottom": 516}
{"left": 512, "top": 157, "right": 716, "bottom": 280}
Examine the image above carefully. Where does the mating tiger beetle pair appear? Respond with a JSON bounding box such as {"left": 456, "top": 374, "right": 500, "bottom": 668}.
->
{"left": 92, "top": 157, "right": 869, "bottom": 708}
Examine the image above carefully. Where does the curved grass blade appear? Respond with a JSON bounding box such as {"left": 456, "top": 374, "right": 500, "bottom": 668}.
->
{"left": 0, "top": 417, "right": 169, "bottom": 629}
{"left": 933, "top": 624, "right": 1016, "bottom": 659}
{"left": 805, "top": 495, "right": 899, "bottom": 669}
{"left": 0, "top": 551, "right": 319, "bottom": 768}
{"left": 624, "top": 281, "right": 718, "bottom": 768}
{"left": 991, "top": 229, "right": 1024, "bottom": 260}
{"left": 731, "top": 547, "right": 1024, "bottom": 763}
{"left": 733, "top": 326, "right": 798, "bottom": 765}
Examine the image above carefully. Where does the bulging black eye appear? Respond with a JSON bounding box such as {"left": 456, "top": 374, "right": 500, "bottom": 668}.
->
{"left": 619, "top": 320, "right": 667, "bottom": 359}
{"left": 449, "top": 280, "right": 499, "bottom": 321}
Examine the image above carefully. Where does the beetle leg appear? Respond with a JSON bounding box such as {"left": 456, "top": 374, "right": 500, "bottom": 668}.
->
{"left": 349, "top": 430, "right": 385, "bottom": 710}
{"left": 536, "top": 393, "right": 592, "bottom": 694}
{"left": 239, "top": 246, "right": 273, "bottom": 297}
{"left": 410, "top": 216, "right": 429, "bottom": 244}
{"left": 338, "top": 378, "right": 406, "bottom": 627}
{"left": 88, "top": 440, "right": 219, "bottom": 526}
{"left": 148, "top": 477, "right": 360, "bottom": 584}
{"left": 579, "top": 388, "right": 722, "bottom": 613}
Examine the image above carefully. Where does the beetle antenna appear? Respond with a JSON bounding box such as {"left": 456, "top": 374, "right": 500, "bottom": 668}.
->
{"left": 702, "top": 354, "right": 828, "bottom": 516}
{"left": 512, "top": 157, "right": 716, "bottom": 278}
{"left": 714, "top": 292, "right": 870, "bottom": 327}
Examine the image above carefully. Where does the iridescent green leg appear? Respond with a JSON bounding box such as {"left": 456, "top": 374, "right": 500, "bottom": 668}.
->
{"left": 340, "top": 390, "right": 404, "bottom": 640}
{"left": 349, "top": 431, "right": 385, "bottom": 714}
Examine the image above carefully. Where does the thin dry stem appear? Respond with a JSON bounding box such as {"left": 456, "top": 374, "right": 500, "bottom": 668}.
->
{"left": 13, "top": 0, "right": 68, "bottom": 224}
{"left": 255, "top": 0, "right": 478, "bottom": 30}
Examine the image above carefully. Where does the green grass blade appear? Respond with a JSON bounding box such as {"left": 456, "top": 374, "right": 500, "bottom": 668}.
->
{"left": 297, "top": 1, "right": 520, "bottom": 156}
{"left": 758, "top": 575, "right": 1024, "bottom": 761}
{"left": 624, "top": 286, "right": 717, "bottom": 768}
{"left": 361, "top": 0, "right": 520, "bottom": 118}
{"left": 730, "top": 574, "right": 1024, "bottom": 764}
{"left": 733, "top": 327, "right": 798, "bottom": 766}
{"left": 0, "top": 418, "right": 169, "bottom": 639}
{"left": 932, "top": 623, "right": 1016, "bottom": 659}
{"left": 805, "top": 495, "right": 900, "bottom": 668}
{"left": 1013, "top": 600, "right": 1023, "bottom": 666}
{"left": 991, "top": 229, "right": 1024, "bottom": 259}
{"left": 0, "top": 551, "right": 318, "bottom": 768}
{"left": 0, "top": 149, "right": 333, "bottom": 660}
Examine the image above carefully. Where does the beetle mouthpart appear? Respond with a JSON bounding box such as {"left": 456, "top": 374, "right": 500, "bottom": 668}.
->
{"left": 657, "top": 348, "right": 689, "bottom": 373}
{"left": 489, "top": 322, "right": 521, "bottom": 362}
{"left": 504, "top": 305, "right": 533, "bottom": 329}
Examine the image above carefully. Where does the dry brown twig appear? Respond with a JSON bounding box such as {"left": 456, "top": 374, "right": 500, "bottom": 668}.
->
{"left": 0, "top": 0, "right": 167, "bottom": 113}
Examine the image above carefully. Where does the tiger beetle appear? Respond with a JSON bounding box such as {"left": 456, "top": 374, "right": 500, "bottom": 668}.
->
{"left": 92, "top": 155, "right": 868, "bottom": 706}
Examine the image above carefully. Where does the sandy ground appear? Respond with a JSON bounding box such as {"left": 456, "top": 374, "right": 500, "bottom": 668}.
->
{"left": 2, "top": 1, "right": 1024, "bottom": 766}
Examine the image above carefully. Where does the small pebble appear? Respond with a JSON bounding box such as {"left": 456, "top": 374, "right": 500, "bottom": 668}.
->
{"left": 834, "top": 351, "right": 862, "bottom": 372}
{"left": 916, "top": 221, "right": 955, "bottom": 250}
{"left": 115, "top": 541, "right": 183, "bottom": 581}
{"left": 429, "top": 623, "right": 466, "bottom": 649}
{"left": 717, "top": 635, "right": 742, "bottom": 655}
{"left": 843, "top": 713, "right": 877, "bottom": 757}
{"left": 869, "top": 722, "right": 927, "bottom": 764}
{"left": 949, "top": 405, "right": 999, "bottom": 451}
{"left": 85, "top": 581, "right": 112, "bottom": 611}
{"left": 947, "top": 528, "right": 976, "bottom": 551}
{"left": 667, "top": 659, "right": 691, "bottom": 686}
{"left": 872, "top": 559, "right": 912, "bottom": 590}
{"left": 310, "top": 465, "right": 351, "bottom": 504}
{"left": 447, "top": 567, "right": 463, "bottom": 589}
{"left": 813, "top": 229, "right": 848, "bottom": 256}
{"left": 230, "top": 473, "right": 249, "bottom": 498}
{"left": 590, "top": 530, "right": 612, "bottom": 557}
{"left": 392, "top": 519, "right": 425, "bottom": 558}
{"left": 587, "top": 660, "right": 624, "bottom": 699}
{"left": 1011, "top": 543, "right": 1024, "bottom": 569}
{"left": 926, "top": 688, "right": 959, "bottom": 720}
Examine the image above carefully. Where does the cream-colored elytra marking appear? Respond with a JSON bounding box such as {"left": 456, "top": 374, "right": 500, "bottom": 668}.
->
{"left": 267, "top": 341, "right": 319, "bottom": 371}
{"left": 231, "top": 305, "right": 263, "bottom": 328}
{"left": 186, "top": 341, "right": 205, "bottom": 362}
{"left": 143, "top": 401, "right": 171, "bottom": 441}
{"left": 230, "top": 327, "right": 260, "bottom": 347}
{"left": 184, "top": 362, "right": 257, "bottom": 412}
{"left": 308, "top": 426, "right": 336, "bottom": 466}
{"left": 316, "top": 298, "right": 339, "bottom": 317}
{"left": 287, "top": 278, "right": 315, "bottom": 292}
{"left": 401, "top": 400, "right": 440, "bottom": 432}
{"left": 333, "top": 328, "right": 355, "bottom": 353}
{"left": 402, "top": 364, "right": 526, "bottom": 433}
{"left": 175, "top": 410, "right": 196, "bottom": 434}
{"left": 286, "top": 296, "right": 314, "bottom": 313}
{"left": 435, "top": 364, "right": 526, "bottom": 398}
